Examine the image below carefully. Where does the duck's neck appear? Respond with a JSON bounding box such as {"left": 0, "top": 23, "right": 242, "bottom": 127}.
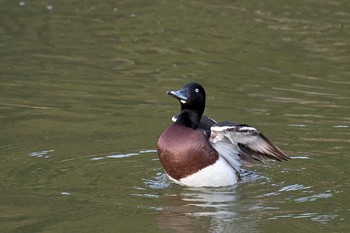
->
{"left": 175, "top": 109, "right": 202, "bottom": 129}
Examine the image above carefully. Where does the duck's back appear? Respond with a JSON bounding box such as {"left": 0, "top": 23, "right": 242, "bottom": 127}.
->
{"left": 157, "top": 123, "right": 218, "bottom": 181}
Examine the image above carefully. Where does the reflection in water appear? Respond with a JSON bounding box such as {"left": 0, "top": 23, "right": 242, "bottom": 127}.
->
{"left": 154, "top": 186, "right": 244, "bottom": 233}
{"left": 142, "top": 160, "right": 340, "bottom": 232}
{"left": 180, "top": 187, "right": 240, "bottom": 233}
{"left": 144, "top": 172, "right": 266, "bottom": 233}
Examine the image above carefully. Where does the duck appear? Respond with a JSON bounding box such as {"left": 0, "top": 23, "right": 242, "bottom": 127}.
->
{"left": 157, "top": 82, "right": 290, "bottom": 187}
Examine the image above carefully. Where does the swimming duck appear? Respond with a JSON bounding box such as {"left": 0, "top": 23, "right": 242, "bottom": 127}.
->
{"left": 157, "top": 82, "right": 290, "bottom": 187}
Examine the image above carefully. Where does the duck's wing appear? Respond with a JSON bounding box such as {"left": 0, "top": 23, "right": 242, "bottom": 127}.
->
{"left": 210, "top": 121, "right": 290, "bottom": 167}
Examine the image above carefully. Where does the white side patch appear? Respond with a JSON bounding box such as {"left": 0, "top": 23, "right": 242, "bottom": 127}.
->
{"left": 173, "top": 157, "right": 238, "bottom": 187}
{"left": 171, "top": 115, "right": 177, "bottom": 122}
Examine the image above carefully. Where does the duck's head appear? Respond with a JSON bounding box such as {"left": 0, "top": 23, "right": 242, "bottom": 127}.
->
{"left": 166, "top": 82, "right": 206, "bottom": 128}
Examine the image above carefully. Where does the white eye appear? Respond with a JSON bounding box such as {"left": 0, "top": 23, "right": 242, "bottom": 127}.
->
{"left": 195, "top": 88, "right": 199, "bottom": 93}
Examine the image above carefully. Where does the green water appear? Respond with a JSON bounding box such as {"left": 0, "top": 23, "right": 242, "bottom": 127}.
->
{"left": 0, "top": 0, "right": 349, "bottom": 232}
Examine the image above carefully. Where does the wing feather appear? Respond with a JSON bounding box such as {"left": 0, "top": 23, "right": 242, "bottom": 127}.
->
{"left": 210, "top": 121, "right": 289, "bottom": 167}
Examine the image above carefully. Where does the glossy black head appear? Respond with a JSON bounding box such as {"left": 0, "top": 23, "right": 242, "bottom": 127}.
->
{"left": 167, "top": 82, "right": 206, "bottom": 129}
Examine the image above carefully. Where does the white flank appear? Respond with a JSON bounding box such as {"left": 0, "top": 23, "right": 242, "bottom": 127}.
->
{"left": 171, "top": 157, "right": 239, "bottom": 187}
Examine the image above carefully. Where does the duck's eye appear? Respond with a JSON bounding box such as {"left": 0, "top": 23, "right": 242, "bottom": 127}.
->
{"left": 195, "top": 88, "right": 199, "bottom": 93}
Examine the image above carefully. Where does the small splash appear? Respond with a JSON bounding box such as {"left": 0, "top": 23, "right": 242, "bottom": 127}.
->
{"left": 143, "top": 173, "right": 169, "bottom": 189}
{"left": 19, "top": 1, "right": 25, "bottom": 6}
{"left": 240, "top": 169, "right": 267, "bottom": 183}
{"left": 47, "top": 5, "right": 53, "bottom": 11}
{"left": 28, "top": 149, "right": 55, "bottom": 158}
{"left": 130, "top": 174, "right": 168, "bottom": 199}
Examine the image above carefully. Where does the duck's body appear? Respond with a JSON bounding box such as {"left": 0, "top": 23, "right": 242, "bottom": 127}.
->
{"left": 158, "top": 123, "right": 238, "bottom": 187}
{"left": 157, "top": 82, "right": 289, "bottom": 187}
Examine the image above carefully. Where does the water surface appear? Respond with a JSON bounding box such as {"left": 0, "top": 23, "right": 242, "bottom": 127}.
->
{"left": 0, "top": 0, "right": 349, "bottom": 232}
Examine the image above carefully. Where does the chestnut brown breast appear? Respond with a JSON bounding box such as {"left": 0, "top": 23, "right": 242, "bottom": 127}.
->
{"left": 157, "top": 123, "right": 219, "bottom": 180}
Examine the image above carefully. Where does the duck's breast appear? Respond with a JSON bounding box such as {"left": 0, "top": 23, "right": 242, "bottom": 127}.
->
{"left": 157, "top": 124, "right": 218, "bottom": 180}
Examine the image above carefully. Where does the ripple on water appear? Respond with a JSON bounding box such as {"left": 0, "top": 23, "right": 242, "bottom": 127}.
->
{"left": 278, "top": 184, "right": 312, "bottom": 192}
{"left": 332, "top": 125, "right": 348, "bottom": 128}
{"left": 288, "top": 124, "right": 307, "bottom": 127}
{"left": 28, "top": 149, "right": 55, "bottom": 158}
{"left": 270, "top": 212, "right": 338, "bottom": 224}
{"left": 294, "top": 192, "right": 333, "bottom": 203}
{"left": 90, "top": 149, "right": 157, "bottom": 161}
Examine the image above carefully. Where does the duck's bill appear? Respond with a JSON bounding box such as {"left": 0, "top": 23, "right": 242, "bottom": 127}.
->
{"left": 166, "top": 89, "right": 188, "bottom": 102}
